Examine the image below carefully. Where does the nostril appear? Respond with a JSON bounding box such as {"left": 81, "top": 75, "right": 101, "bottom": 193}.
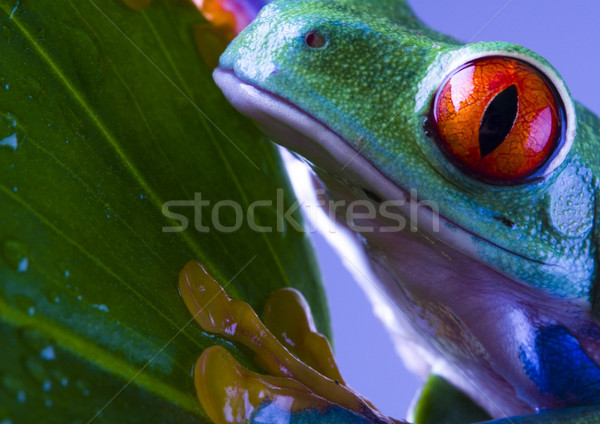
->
{"left": 304, "top": 30, "right": 328, "bottom": 49}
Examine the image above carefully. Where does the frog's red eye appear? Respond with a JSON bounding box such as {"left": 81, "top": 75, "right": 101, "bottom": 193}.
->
{"left": 432, "top": 57, "right": 563, "bottom": 183}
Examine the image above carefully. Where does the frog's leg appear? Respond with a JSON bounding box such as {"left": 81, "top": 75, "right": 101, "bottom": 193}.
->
{"left": 193, "top": 0, "right": 269, "bottom": 37}
{"left": 179, "top": 260, "right": 405, "bottom": 424}
{"left": 410, "top": 374, "right": 491, "bottom": 424}
{"left": 191, "top": 0, "right": 273, "bottom": 67}
{"left": 196, "top": 346, "right": 377, "bottom": 424}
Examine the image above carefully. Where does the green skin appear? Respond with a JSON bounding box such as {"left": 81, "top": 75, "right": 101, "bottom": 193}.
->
{"left": 213, "top": 0, "right": 600, "bottom": 422}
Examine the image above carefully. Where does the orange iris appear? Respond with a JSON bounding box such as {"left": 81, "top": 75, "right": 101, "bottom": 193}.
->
{"left": 432, "top": 57, "right": 562, "bottom": 183}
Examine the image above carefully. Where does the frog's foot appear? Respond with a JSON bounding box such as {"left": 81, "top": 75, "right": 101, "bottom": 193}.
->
{"left": 179, "top": 260, "right": 405, "bottom": 424}
{"left": 192, "top": 1, "right": 270, "bottom": 67}
{"left": 193, "top": 0, "right": 270, "bottom": 40}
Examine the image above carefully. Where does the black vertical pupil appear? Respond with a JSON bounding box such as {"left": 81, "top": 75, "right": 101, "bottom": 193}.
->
{"left": 479, "top": 84, "right": 519, "bottom": 157}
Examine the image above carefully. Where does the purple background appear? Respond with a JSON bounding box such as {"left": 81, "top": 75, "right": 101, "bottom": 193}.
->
{"left": 310, "top": 1, "right": 600, "bottom": 419}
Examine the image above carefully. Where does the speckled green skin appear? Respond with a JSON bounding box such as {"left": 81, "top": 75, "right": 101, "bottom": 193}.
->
{"left": 220, "top": 0, "right": 600, "bottom": 304}
{"left": 216, "top": 1, "right": 600, "bottom": 422}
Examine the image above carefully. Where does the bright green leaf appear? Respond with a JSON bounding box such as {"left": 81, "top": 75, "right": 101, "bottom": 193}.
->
{"left": 0, "top": 0, "right": 329, "bottom": 422}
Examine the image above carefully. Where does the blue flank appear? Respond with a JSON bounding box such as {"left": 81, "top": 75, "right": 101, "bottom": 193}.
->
{"left": 520, "top": 325, "right": 600, "bottom": 406}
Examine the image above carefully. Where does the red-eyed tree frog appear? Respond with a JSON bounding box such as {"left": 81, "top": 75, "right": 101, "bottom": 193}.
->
{"left": 181, "top": 1, "right": 600, "bottom": 423}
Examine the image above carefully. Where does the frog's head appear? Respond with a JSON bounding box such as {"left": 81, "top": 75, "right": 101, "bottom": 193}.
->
{"left": 214, "top": 0, "right": 599, "bottom": 305}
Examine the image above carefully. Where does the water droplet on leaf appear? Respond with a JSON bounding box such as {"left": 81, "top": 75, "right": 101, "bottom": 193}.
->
{"left": 0, "top": 113, "right": 23, "bottom": 151}
{"left": 92, "top": 304, "right": 109, "bottom": 313}
{"left": 40, "top": 346, "right": 55, "bottom": 361}
{"left": 9, "top": 0, "right": 18, "bottom": 19}
{"left": 0, "top": 134, "right": 17, "bottom": 151}
{"left": 1, "top": 239, "right": 30, "bottom": 273}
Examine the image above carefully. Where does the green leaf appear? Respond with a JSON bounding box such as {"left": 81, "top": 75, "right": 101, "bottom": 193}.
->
{"left": 0, "top": 0, "right": 329, "bottom": 422}
{"left": 412, "top": 374, "right": 491, "bottom": 424}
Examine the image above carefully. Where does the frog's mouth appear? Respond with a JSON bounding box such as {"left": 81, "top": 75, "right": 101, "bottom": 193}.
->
{"left": 213, "top": 68, "right": 545, "bottom": 267}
